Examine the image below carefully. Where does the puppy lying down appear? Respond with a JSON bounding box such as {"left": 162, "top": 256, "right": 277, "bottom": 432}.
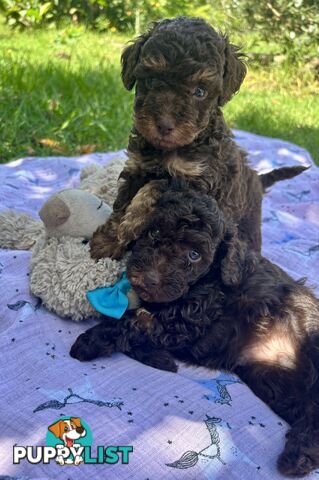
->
{"left": 71, "top": 180, "right": 319, "bottom": 477}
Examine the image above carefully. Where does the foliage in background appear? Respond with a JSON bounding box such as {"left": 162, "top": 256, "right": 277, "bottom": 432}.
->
{"left": 0, "top": 0, "right": 318, "bottom": 60}
{"left": 234, "top": 0, "right": 319, "bottom": 60}
{"left": 0, "top": 20, "right": 318, "bottom": 164}
{"left": 0, "top": 2, "right": 318, "bottom": 163}
{"left": 0, "top": 0, "right": 110, "bottom": 29}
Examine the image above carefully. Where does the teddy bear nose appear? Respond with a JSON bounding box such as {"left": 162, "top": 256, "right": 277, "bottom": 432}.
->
{"left": 157, "top": 118, "right": 174, "bottom": 136}
{"left": 143, "top": 270, "right": 160, "bottom": 288}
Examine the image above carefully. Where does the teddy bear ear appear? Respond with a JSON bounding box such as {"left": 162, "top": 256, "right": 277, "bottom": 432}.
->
{"left": 39, "top": 196, "right": 70, "bottom": 229}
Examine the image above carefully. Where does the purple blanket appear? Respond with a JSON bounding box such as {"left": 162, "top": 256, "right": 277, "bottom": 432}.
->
{"left": 0, "top": 131, "right": 318, "bottom": 480}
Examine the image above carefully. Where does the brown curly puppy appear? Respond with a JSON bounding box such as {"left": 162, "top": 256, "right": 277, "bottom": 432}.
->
{"left": 73, "top": 180, "right": 319, "bottom": 477}
{"left": 90, "top": 16, "right": 306, "bottom": 260}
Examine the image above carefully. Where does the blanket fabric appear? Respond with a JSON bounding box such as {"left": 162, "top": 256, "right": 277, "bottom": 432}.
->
{"left": 0, "top": 131, "right": 318, "bottom": 479}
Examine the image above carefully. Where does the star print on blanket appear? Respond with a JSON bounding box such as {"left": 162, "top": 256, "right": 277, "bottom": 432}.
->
{"left": 0, "top": 132, "right": 318, "bottom": 479}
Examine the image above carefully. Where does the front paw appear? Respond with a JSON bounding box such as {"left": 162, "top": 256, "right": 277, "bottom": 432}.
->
{"left": 70, "top": 330, "right": 115, "bottom": 361}
{"left": 70, "top": 332, "right": 99, "bottom": 361}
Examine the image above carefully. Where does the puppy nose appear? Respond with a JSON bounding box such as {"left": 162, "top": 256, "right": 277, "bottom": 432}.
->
{"left": 76, "top": 426, "right": 84, "bottom": 434}
{"left": 157, "top": 118, "right": 174, "bottom": 136}
{"left": 143, "top": 270, "right": 160, "bottom": 288}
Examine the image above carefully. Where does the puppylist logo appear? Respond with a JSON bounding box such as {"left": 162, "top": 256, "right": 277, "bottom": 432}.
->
{"left": 13, "top": 416, "right": 133, "bottom": 466}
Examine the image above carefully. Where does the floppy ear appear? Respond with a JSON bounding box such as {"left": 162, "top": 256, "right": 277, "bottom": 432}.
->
{"left": 48, "top": 420, "right": 63, "bottom": 439}
{"left": 219, "top": 37, "right": 247, "bottom": 106}
{"left": 70, "top": 417, "right": 81, "bottom": 428}
{"left": 220, "top": 225, "right": 247, "bottom": 286}
{"left": 121, "top": 28, "right": 154, "bottom": 90}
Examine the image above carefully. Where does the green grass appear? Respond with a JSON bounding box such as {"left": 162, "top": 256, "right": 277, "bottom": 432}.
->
{"left": 0, "top": 21, "right": 318, "bottom": 163}
{"left": 225, "top": 68, "right": 319, "bottom": 163}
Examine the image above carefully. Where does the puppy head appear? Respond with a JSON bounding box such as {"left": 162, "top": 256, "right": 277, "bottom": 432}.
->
{"left": 121, "top": 16, "right": 246, "bottom": 150}
{"left": 48, "top": 417, "right": 86, "bottom": 446}
{"left": 127, "top": 181, "right": 225, "bottom": 303}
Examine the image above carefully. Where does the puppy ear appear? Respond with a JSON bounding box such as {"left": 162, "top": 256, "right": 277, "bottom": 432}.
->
{"left": 48, "top": 420, "right": 63, "bottom": 439}
{"left": 219, "top": 37, "right": 247, "bottom": 106}
{"left": 121, "top": 29, "right": 153, "bottom": 90}
{"left": 220, "top": 225, "right": 247, "bottom": 286}
{"left": 70, "top": 417, "right": 81, "bottom": 428}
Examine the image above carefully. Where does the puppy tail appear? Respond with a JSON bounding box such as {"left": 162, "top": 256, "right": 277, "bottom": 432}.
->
{"left": 0, "top": 210, "right": 44, "bottom": 250}
{"left": 260, "top": 165, "right": 309, "bottom": 191}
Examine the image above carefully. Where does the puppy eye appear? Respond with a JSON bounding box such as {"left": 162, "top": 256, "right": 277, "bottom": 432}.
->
{"left": 193, "top": 87, "right": 206, "bottom": 98}
{"left": 149, "top": 229, "right": 160, "bottom": 240}
{"left": 188, "top": 250, "right": 201, "bottom": 262}
{"left": 64, "top": 426, "right": 69, "bottom": 432}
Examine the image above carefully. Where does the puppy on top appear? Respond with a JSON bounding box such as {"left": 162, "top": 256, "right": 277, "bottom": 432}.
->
{"left": 90, "top": 16, "right": 305, "bottom": 260}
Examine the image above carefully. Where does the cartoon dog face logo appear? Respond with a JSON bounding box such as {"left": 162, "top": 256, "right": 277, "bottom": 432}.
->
{"left": 48, "top": 417, "right": 86, "bottom": 465}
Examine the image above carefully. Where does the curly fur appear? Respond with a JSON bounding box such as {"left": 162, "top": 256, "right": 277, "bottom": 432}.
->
{"left": 72, "top": 180, "right": 319, "bottom": 477}
{"left": 91, "top": 180, "right": 164, "bottom": 260}
{"left": 90, "top": 16, "right": 306, "bottom": 261}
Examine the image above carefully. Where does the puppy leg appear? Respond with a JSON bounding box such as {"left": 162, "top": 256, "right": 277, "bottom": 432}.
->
{"left": 235, "top": 363, "right": 303, "bottom": 425}
{"left": 70, "top": 313, "right": 178, "bottom": 371}
{"left": 278, "top": 337, "right": 319, "bottom": 477}
{"left": 90, "top": 173, "right": 148, "bottom": 260}
{"left": 277, "top": 414, "right": 319, "bottom": 477}
{"left": 70, "top": 320, "right": 118, "bottom": 361}
{"left": 237, "top": 337, "right": 319, "bottom": 476}
{"left": 90, "top": 212, "right": 126, "bottom": 260}
{"left": 127, "top": 346, "right": 178, "bottom": 372}
{"left": 237, "top": 364, "right": 319, "bottom": 476}
{"left": 70, "top": 313, "right": 156, "bottom": 362}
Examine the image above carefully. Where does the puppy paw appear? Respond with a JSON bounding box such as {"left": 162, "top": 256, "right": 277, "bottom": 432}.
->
{"left": 70, "top": 332, "right": 98, "bottom": 361}
{"left": 90, "top": 238, "right": 114, "bottom": 260}
{"left": 277, "top": 433, "right": 319, "bottom": 477}
{"left": 277, "top": 450, "right": 315, "bottom": 477}
{"left": 150, "top": 350, "right": 179, "bottom": 373}
{"left": 70, "top": 331, "right": 114, "bottom": 361}
{"left": 90, "top": 239, "right": 125, "bottom": 260}
{"left": 90, "top": 227, "right": 127, "bottom": 260}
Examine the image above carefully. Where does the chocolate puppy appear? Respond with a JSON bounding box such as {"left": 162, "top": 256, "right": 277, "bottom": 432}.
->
{"left": 73, "top": 180, "right": 319, "bottom": 477}
{"left": 90, "top": 16, "right": 306, "bottom": 260}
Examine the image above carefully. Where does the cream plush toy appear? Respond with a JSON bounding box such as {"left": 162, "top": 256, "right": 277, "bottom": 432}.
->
{"left": 0, "top": 159, "right": 139, "bottom": 321}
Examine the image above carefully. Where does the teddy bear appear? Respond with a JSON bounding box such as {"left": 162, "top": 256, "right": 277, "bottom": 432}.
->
{"left": 0, "top": 158, "right": 139, "bottom": 321}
